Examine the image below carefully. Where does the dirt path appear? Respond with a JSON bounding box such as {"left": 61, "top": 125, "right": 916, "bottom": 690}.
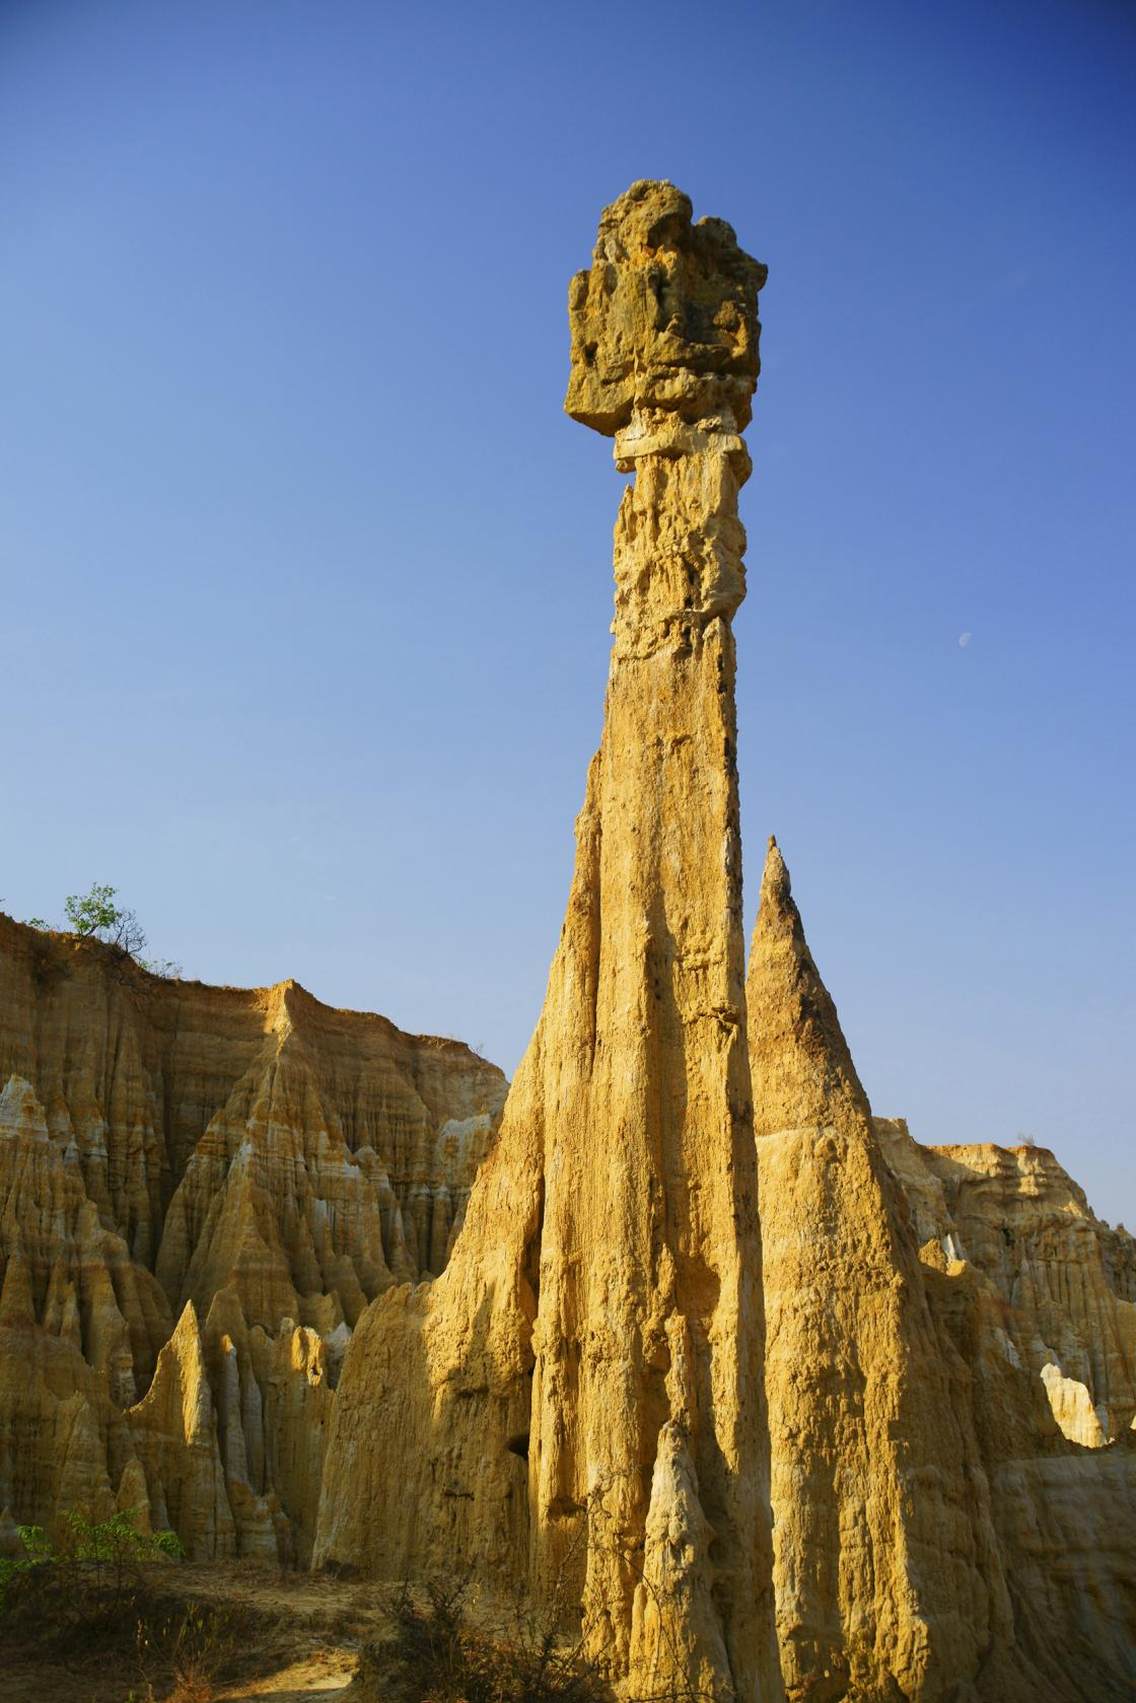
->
{"left": 217, "top": 1648, "right": 359, "bottom": 1699}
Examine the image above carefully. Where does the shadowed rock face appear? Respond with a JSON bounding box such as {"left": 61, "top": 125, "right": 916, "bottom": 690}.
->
{"left": 0, "top": 919, "right": 505, "bottom": 1561}
{"left": 316, "top": 180, "right": 781, "bottom": 1701}
{"left": 874, "top": 1124, "right": 1136, "bottom": 1445}
{"left": 873, "top": 1121, "right": 1136, "bottom": 1699}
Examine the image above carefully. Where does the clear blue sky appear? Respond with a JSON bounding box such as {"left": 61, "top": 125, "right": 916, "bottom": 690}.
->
{"left": 2, "top": 1, "right": 1133, "bottom": 1226}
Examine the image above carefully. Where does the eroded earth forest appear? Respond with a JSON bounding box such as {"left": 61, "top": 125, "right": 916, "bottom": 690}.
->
{"left": 2, "top": 183, "right": 1133, "bottom": 1702}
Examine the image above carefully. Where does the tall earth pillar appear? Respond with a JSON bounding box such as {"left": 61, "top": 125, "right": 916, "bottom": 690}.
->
{"left": 316, "top": 180, "right": 780, "bottom": 1702}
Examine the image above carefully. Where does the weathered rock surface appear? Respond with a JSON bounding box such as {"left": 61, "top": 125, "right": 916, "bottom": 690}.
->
{"left": 748, "top": 839, "right": 1008, "bottom": 1700}
{"left": 876, "top": 1121, "right": 1136, "bottom": 1696}
{"left": 2, "top": 180, "right": 1133, "bottom": 1703}
{"left": 749, "top": 839, "right": 1136, "bottom": 1700}
{"left": 874, "top": 1120, "right": 1136, "bottom": 1445}
{"left": 316, "top": 180, "right": 781, "bottom": 1699}
{"left": 128, "top": 1300, "right": 236, "bottom": 1559}
{"left": 0, "top": 918, "right": 505, "bottom": 1560}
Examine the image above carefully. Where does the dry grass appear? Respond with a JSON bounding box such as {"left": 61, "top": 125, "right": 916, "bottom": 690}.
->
{"left": 0, "top": 1562, "right": 291, "bottom": 1702}
{"left": 133, "top": 1596, "right": 277, "bottom": 1701}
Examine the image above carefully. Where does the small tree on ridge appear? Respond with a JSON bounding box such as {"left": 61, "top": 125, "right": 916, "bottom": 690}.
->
{"left": 64, "top": 883, "right": 148, "bottom": 955}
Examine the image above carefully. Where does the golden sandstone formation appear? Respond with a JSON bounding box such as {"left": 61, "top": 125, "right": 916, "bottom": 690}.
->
{"left": 0, "top": 914, "right": 505, "bottom": 1563}
{"left": 748, "top": 840, "right": 1136, "bottom": 1700}
{"left": 315, "top": 179, "right": 779, "bottom": 1700}
{"left": 748, "top": 839, "right": 1002, "bottom": 1699}
{"left": 2, "top": 183, "right": 1134, "bottom": 1699}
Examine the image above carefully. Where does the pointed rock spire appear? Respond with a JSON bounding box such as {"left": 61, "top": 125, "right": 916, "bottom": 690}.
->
{"left": 115, "top": 1457, "right": 152, "bottom": 1533}
{"left": 747, "top": 838, "right": 1007, "bottom": 1700}
{"left": 748, "top": 837, "right": 870, "bottom": 1138}
{"left": 129, "top": 1301, "right": 235, "bottom": 1559}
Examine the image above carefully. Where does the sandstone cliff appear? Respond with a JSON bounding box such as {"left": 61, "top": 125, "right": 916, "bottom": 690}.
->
{"left": 315, "top": 180, "right": 782, "bottom": 1700}
{"left": 876, "top": 1121, "right": 1136, "bottom": 1697}
{"left": 874, "top": 1119, "right": 1136, "bottom": 1446}
{"left": 0, "top": 916, "right": 505, "bottom": 1560}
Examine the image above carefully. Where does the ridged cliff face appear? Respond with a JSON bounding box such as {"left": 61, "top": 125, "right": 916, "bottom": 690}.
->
{"left": 0, "top": 915, "right": 505, "bottom": 1561}
{"left": 315, "top": 179, "right": 782, "bottom": 1701}
{"left": 874, "top": 1120, "right": 1136, "bottom": 1448}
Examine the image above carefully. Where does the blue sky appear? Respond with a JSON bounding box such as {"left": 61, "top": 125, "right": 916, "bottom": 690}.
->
{"left": 2, "top": 0, "right": 1133, "bottom": 1225}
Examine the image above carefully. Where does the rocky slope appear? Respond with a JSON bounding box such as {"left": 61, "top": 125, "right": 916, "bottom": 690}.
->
{"left": 0, "top": 916, "right": 505, "bottom": 1561}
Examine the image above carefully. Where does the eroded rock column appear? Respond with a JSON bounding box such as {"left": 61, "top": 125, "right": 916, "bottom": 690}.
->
{"left": 316, "top": 181, "right": 780, "bottom": 1701}
{"left": 747, "top": 839, "right": 1009, "bottom": 1700}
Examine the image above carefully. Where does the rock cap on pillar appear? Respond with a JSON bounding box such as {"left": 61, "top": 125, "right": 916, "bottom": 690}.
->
{"left": 565, "top": 179, "right": 767, "bottom": 437}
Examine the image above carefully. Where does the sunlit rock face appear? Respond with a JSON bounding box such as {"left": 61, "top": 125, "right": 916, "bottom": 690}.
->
{"left": 2, "top": 180, "right": 1134, "bottom": 1703}
{"left": 747, "top": 839, "right": 1007, "bottom": 1702}
{"left": 747, "top": 842, "right": 1136, "bottom": 1701}
{"left": 0, "top": 914, "right": 505, "bottom": 1561}
{"left": 316, "top": 181, "right": 782, "bottom": 1703}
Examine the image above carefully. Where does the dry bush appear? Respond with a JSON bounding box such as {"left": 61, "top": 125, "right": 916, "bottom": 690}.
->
{"left": 357, "top": 1572, "right": 613, "bottom": 1703}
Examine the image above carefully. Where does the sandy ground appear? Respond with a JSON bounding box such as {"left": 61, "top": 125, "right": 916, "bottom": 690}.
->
{"left": 217, "top": 1650, "right": 359, "bottom": 1700}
